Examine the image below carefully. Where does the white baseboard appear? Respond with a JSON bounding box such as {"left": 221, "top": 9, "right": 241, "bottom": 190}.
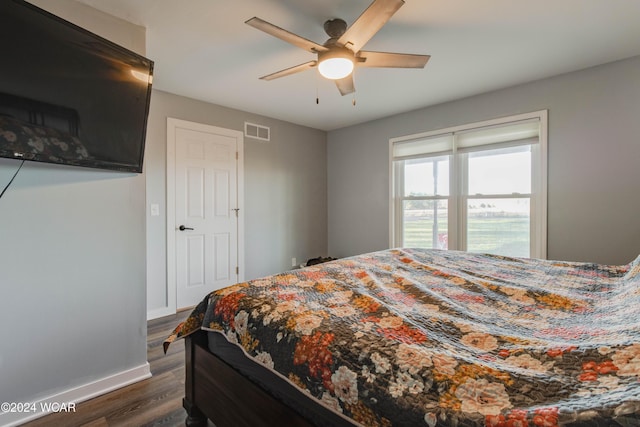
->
{"left": 147, "top": 306, "right": 175, "bottom": 321}
{"left": 0, "top": 363, "right": 151, "bottom": 427}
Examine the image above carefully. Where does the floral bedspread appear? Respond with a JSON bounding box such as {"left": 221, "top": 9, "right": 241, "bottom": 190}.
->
{"left": 165, "top": 248, "right": 640, "bottom": 427}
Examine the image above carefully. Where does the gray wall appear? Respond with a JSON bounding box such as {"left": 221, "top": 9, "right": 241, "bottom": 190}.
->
{"left": 0, "top": 0, "right": 147, "bottom": 409}
{"left": 146, "top": 90, "right": 328, "bottom": 313}
{"left": 328, "top": 56, "right": 640, "bottom": 265}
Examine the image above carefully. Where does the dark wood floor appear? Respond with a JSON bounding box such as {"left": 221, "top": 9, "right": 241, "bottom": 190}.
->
{"left": 22, "top": 310, "right": 210, "bottom": 427}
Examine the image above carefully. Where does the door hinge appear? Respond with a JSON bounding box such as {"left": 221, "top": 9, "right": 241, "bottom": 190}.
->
{"left": 235, "top": 266, "right": 239, "bottom": 275}
{"left": 236, "top": 151, "right": 238, "bottom": 160}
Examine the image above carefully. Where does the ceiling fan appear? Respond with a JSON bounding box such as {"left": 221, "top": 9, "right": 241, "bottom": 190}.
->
{"left": 246, "top": 0, "right": 430, "bottom": 96}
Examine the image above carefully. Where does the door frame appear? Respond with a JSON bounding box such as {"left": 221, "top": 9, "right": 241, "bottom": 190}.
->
{"left": 166, "top": 117, "right": 245, "bottom": 314}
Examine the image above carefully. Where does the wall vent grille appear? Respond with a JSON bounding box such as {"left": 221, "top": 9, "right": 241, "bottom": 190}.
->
{"left": 244, "top": 122, "right": 270, "bottom": 141}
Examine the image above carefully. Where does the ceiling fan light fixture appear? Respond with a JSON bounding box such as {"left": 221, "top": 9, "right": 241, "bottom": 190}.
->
{"left": 318, "top": 48, "right": 354, "bottom": 80}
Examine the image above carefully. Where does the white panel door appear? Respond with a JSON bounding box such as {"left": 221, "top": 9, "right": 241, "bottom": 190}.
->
{"left": 175, "top": 125, "right": 239, "bottom": 309}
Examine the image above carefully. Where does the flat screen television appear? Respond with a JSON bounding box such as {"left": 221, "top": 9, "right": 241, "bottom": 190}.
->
{"left": 0, "top": 0, "right": 154, "bottom": 173}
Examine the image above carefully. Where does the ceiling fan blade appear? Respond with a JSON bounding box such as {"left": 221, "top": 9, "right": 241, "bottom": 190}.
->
{"left": 246, "top": 17, "right": 328, "bottom": 54}
{"left": 358, "top": 51, "right": 430, "bottom": 68}
{"left": 259, "top": 61, "right": 317, "bottom": 81}
{"left": 335, "top": 75, "right": 355, "bottom": 96}
{"left": 337, "top": 0, "right": 404, "bottom": 52}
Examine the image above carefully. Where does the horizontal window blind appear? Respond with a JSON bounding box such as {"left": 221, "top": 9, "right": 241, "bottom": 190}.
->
{"left": 456, "top": 119, "right": 539, "bottom": 152}
{"left": 392, "top": 134, "right": 452, "bottom": 160}
{"left": 393, "top": 118, "right": 540, "bottom": 160}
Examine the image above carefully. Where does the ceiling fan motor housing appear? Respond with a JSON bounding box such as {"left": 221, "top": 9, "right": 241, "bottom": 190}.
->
{"left": 318, "top": 45, "right": 354, "bottom": 61}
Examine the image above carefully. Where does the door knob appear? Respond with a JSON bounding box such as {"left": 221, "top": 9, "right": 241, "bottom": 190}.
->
{"left": 179, "top": 225, "right": 194, "bottom": 231}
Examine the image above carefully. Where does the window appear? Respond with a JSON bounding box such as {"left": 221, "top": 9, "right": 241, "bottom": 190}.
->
{"left": 390, "top": 111, "right": 547, "bottom": 258}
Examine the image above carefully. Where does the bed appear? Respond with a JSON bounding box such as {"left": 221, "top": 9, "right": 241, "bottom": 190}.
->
{"left": 164, "top": 248, "right": 640, "bottom": 426}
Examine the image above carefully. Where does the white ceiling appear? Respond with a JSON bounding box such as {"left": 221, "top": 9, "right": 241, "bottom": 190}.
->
{"left": 76, "top": 0, "right": 640, "bottom": 131}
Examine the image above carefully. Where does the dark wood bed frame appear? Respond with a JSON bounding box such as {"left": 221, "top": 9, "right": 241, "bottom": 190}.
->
{"left": 183, "top": 329, "right": 315, "bottom": 427}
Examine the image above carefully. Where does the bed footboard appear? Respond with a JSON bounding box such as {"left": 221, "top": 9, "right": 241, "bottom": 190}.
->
{"left": 183, "top": 330, "right": 313, "bottom": 427}
{"left": 183, "top": 332, "right": 207, "bottom": 427}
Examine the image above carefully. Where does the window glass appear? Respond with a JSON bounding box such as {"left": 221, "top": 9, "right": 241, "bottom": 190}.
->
{"left": 468, "top": 146, "right": 531, "bottom": 195}
{"left": 403, "top": 156, "right": 449, "bottom": 197}
{"left": 466, "top": 198, "right": 530, "bottom": 257}
{"left": 402, "top": 199, "right": 448, "bottom": 249}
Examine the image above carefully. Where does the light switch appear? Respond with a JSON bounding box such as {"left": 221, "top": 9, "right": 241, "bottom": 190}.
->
{"left": 150, "top": 203, "right": 160, "bottom": 217}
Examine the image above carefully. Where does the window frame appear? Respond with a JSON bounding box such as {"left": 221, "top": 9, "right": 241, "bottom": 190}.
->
{"left": 389, "top": 110, "right": 548, "bottom": 259}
